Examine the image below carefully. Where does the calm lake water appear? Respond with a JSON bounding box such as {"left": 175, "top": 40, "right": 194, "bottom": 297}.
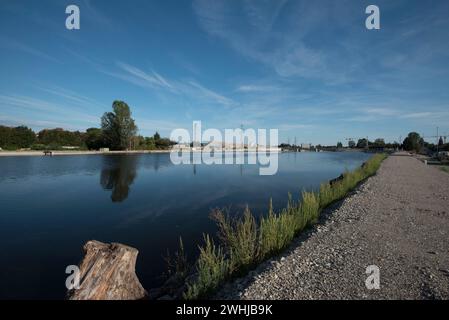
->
{"left": 0, "top": 151, "right": 370, "bottom": 299}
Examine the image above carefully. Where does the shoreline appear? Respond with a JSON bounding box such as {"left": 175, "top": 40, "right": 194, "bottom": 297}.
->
{"left": 0, "top": 150, "right": 171, "bottom": 157}
{"left": 0, "top": 149, "right": 287, "bottom": 157}
{"left": 0, "top": 148, "right": 375, "bottom": 158}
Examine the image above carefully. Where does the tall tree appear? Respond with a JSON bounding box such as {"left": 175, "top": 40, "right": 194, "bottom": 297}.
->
{"left": 101, "top": 101, "right": 137, "bottom": 150}
{"left": 374, "top": 138, "right": 385, "bottom": 148}
{"left": 348, "top": 140, "right": 356, "bottom": 148}
{"left": 356, "top": 138, "right": 369, "bottom": 149}
{"left": 402, "top": 132, "right": 423, "bottom": 152}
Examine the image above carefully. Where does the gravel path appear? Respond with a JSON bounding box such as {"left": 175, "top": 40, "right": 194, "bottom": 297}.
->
{"left": 216, "top": 154, "right": 449, "bottom": 300}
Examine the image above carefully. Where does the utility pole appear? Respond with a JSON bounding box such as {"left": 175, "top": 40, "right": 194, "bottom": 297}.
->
{"left": 193, "top": 122, "right": 199, "bottom": 149}
{"left": 437, "top": 127, "right": 439, "bottom": 154}
{"left": 240, "top": 124, "right": 244, "bottom": 149}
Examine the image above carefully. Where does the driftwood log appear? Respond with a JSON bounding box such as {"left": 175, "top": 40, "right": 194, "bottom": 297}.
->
{"left": 68, "top": 240, "right": 147, "bottom": 300}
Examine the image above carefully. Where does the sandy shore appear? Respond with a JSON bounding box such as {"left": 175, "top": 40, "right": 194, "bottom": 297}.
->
{"left": 216, "top": 153, "right": 449, "bottom": 299}
{"left": 0, "top": 150, "right": 171, "bottom": 157}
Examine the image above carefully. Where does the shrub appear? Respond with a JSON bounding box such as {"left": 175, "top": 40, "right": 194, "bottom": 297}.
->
{"left": 259, "top": 204, "right": 297, "bottom": 258}
{"left": 319, "top": 182, "right": 334, "bottom": 209}
{"left": 31, "top": 144, "right": 47, "bottom": 151}
{"left": 211, "top": 207, "right": 259, "bottom": 273}
{"left": 299, "top": 191, "right": 320, "bottom": 226}
{"left": 184, "top": 235, "right": 229, "bottom": 300}
{"left": 164, "top": 237, "right": 189, "bottom": 282}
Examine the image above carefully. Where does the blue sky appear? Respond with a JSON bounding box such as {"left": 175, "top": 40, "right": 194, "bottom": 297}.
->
{"left": 1, "top": 0, "right": 448, "bottom": 145}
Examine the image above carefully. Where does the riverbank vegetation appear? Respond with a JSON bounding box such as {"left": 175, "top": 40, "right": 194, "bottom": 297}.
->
{"left": 177, "top": 153, "right": 387, "bottom": 300}
{"left": 0, "top": 100, "right": 174, "bottom": 151}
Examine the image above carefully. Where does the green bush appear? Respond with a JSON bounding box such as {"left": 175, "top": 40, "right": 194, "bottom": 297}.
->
{"left": 0, "top": 125, "right": 36, "bottom": 150}
{"left": 260, "top": 204, "right": 297, "bottom": 258}
{"left": 184, "top": 235, "right": 229, "bottom": 300}
{"left": 31, "top": 144, "right": 47, "bottom": 151}
{"left": 319, "top": 182, "right": 334, "bottom": 209}
{"left": 299, "top": 191, "right": 320, "bottom": 227}
{"left": 211, "top": 207, "right": 259, "bottom": 273}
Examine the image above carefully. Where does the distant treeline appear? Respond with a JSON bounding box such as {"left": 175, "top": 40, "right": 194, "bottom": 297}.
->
{"left": 281, "top": 133, "right": 448, "bottom": 154}
{"left": 280, "top": 138, "right": 401, "bottom": 151}
{"left": 0, "top": 100, "right": 174, "bottom": 151}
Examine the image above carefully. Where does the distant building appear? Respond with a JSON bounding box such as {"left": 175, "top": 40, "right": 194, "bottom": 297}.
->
{"left": 301, "top": 143, "right": 311, "bottom": 150}
{"left": 203, "top": 141, "right": 223, "bottom": 151}
{"left": 437, "top": 151, "right": 449, "bottom": 160}
{"left": 172, "top": 143, "right": 190, "bottom": 151}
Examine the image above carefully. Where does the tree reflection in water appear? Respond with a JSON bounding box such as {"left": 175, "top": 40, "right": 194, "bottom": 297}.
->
{"left": 100, "top": 155, "right": 139, "bottom": 202}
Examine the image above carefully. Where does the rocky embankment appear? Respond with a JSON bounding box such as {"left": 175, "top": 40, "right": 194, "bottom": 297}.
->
{"left": 216, "top": 153, "right": 449, "bottom": 299}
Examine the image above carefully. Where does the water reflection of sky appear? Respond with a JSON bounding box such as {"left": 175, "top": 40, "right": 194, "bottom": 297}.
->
{"left": 0, "top": 152, "right": 370, "bottom": 299}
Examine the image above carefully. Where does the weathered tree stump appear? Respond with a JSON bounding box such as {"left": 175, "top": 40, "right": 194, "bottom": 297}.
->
{"left": 68, "top": 240, "right": 147, "bottom": 300}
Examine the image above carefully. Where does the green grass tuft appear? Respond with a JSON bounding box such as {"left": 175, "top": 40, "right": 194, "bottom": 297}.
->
{"left": 211, "top": 206, "right": 259, "bottom": 273}
{"left": 259, "top": 201, "right": 297, "bottom": 258}
{"left": 440, "top": 166, "right": 449, "bottom": 174}
{"left": 183, "top": 234, "right": 229, "bottom": 300}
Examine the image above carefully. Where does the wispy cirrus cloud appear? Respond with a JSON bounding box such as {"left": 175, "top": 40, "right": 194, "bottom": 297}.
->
{"left": 185, "top": 80, "right": 235, "bottom": 107}
{"left": 81, "top": 0, "right": 119, "bottom": 31}
{"left": 277, "top": 123, "right": 314, "bottom": 131}
{"left": 0, "top": 115, "right": 88, "bottom": 131}
{"left": 98, "top": 62, "right": 177, "bottom": 93}
{"left": 400, "top": 110, "right": 449, "bottom": 121}
{"left": 340, "top": 105, "right": 449, "bottom": 126}
{"left": 137, "top": 118, "right": 185, "bottom": 132}
{"left": 37, "top": 85, "right": 109, "bottom": 111}
{"left": 363, "top": 108, "right": 400, "bottom": 117}
{"left": 192, "top": 0, "right": 449, "bottom": 89}
{"left": 100, "top": 61, "right": 236, "bottom": 108}
{"left": 400, "top": 112, "right": 432, "bottom": 119}
{"left": 191, "top": 0, "right": 347, "bottom": 82}
{"left": 236, "top": 84, "right": 279, "bottom": 93}
{"left": 0, "top": 36, "right": 60, "bottom": 63}
{"left": 0, "top": 94, "right": 99, "bottom": 126}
